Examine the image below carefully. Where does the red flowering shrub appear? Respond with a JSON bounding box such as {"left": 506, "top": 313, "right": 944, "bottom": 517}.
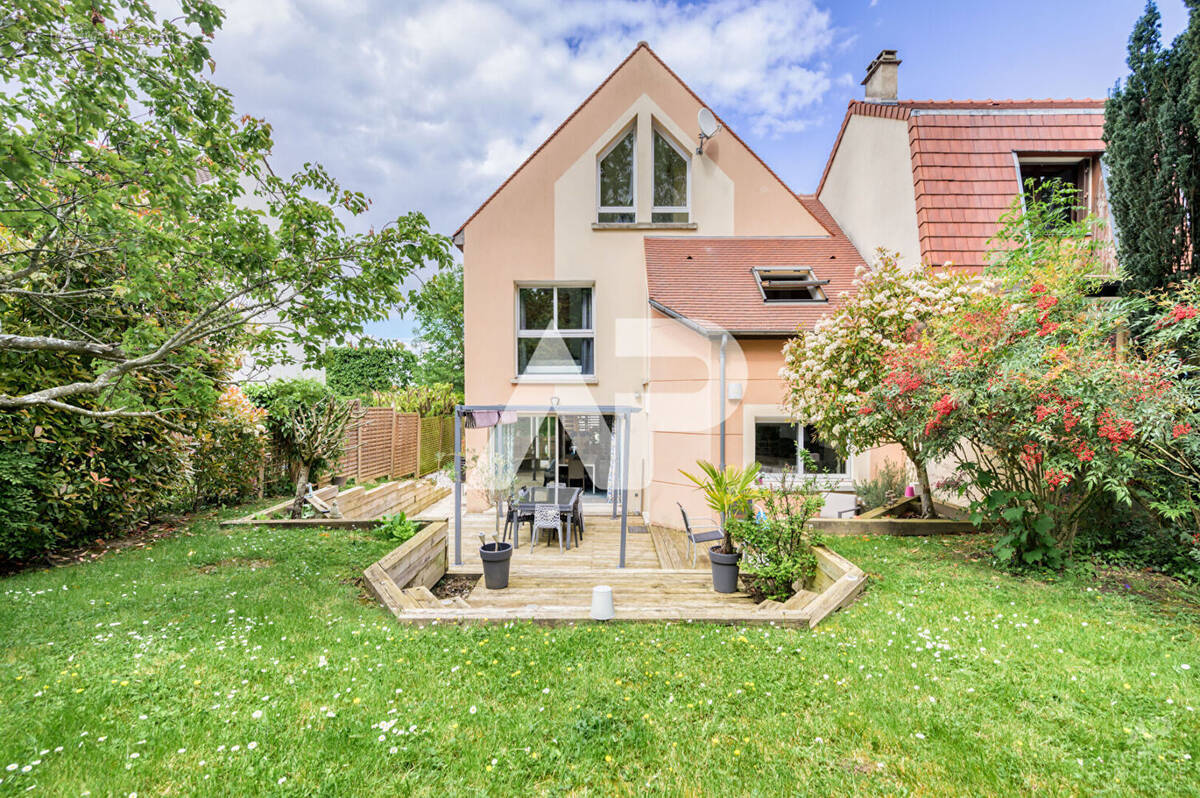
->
{"left": 910, "top": 187, "right": 1198, "bottom": 568}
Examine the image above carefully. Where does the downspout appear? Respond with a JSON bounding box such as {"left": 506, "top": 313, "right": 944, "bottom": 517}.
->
{"left": 719, "top": 333, "right": 727, "bottom": 471}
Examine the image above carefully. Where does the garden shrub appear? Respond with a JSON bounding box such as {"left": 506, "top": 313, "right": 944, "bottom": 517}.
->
{"left": 245, "top": 377, "right": 335, "bottom": 422}
{"left": 376, "top": 512, "right": 420, "bottom": 543}
{"left": 902, "top": 187, "right": 1198, "bottom": 570}
{"left": 323, "top": 343, "right": 416, "bottom": 396}
{"left": 727, "top": 469, "right": 824, "bottom": 602}
{"left": 246, "top": 379, "right": 358, "bottom": 517}
{"left": 0, "top": 408, "right": 191, "bottom": 562}
{"left": 187, "top": 386, "right": 269, "bottom": 508}
{"left": 781, "top": 252, "right": 981, "bottom": 517}
{"left": 1075, "top": 494, "right": 1200, "bottom": 582}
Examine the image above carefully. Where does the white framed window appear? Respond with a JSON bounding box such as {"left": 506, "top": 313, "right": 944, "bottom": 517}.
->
{"left": 753, "top": 418, "right": 847, "bottom": 479}
{"left": 516, "top": 284, "right": 595, "bottom": 376}
{"left": 597, "top": 127, "right": 635, "bottom": 223}
{"left": 652, "top": 126, "right": 690, "bottom": 223}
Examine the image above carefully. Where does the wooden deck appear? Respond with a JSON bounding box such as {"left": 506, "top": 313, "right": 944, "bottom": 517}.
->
{"left": 364, "top": 493, "right": 868, "bottom": 628}
{"left": 439, "top": 497, "right": 709, "bottom": 573}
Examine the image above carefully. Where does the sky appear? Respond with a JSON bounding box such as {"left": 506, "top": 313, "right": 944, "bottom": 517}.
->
{"left": 174, "top": 0, "right": 1191, "bottom": 342}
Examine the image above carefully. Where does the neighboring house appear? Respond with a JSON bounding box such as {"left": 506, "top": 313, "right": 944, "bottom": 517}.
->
{"left": 454, "top": 43, "right": 1111, "bottom": 530}
{"left": 454, "top": 42, "right": 868, "bottom": 527}
{"left": 817, "top": 50, "right": 1110, "bottom": 272}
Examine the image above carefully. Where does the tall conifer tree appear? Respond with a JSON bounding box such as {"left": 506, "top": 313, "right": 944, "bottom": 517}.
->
{"left": 1104, "top": 2, "right": 1200, "bottom": 292}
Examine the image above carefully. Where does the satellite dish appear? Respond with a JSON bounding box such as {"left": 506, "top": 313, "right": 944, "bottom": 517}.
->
{"left": 696, "top": 108, "right": 722, "bottom": 154}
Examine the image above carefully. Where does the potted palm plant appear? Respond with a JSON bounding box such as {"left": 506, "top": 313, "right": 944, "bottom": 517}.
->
{"left": 680, "top": 461, "right": 761, "bottom": 593}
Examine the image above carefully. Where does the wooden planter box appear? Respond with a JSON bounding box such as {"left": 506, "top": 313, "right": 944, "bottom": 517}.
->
{"left": 221, "top": 478, "right": 449, "bottom": 529}
{"left": 809, "top": 517, "right": 977, "bottom": 536}
{"left": 362, "top": 519, "right": 450, "bottom": 615}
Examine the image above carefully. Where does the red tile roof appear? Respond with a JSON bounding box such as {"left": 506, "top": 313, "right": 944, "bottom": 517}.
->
{"left": 817, "top": 98, "right": 1106, "bottom": 270}
{"left": 644, "top": 196, "right": 864, "bottom": 336}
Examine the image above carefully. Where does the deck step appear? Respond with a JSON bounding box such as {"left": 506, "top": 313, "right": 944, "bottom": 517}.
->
{"left": 782, "top": 589, "right": 818, "bottom": 610}
{"left": 756, "top": 599, "right": 785, "bottom": 611}
{"left": 401, "top": 587, "right": 443, "bottom": 609}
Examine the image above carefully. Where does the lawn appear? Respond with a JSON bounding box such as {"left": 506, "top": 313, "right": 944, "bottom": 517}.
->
{"left": 1, "top": 502, "right": 1198, "bottom": 796}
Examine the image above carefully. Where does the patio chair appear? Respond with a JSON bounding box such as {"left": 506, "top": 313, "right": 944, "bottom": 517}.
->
{"left": 571, "top": 489, "right": 585, "bottom": 543}
{"left": 502, "top": 488, "right": 532, "bottom": 546}
{"left": 678, "top": 503, "right": 724, "bottom": 567}
{"left": 530, "top": 504, "right": 566, "bottom": 554}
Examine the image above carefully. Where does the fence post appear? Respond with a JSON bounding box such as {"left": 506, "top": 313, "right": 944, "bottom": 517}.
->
{"left": 389, "top": 411, "right": 397, "bottom": 479}
{"left": 356, "top": 417, "right": 363, "bottom": 483}
{"left": 415, "top": 415, "right": 424, "bottom": 477}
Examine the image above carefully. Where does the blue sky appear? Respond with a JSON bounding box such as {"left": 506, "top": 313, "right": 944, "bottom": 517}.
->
{"left": 187, "top": 0, "right": 1190, "bottom": 343}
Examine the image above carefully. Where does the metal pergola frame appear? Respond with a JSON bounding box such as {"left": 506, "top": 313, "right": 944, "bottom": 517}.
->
{"left": 453, "top": 404, "right": 640, "bottom": 567}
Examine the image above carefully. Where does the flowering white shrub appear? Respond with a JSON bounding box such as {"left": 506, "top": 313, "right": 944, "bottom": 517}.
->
{"left": 780, "top": 251, "right": 982, "bottom": 514}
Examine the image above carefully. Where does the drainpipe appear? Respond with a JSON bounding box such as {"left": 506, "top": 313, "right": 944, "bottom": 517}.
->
{"left": 718, "top": 333, "right": 727, "bottom": 471}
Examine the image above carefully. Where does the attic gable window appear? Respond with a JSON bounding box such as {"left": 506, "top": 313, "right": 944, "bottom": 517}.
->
{"left": 753, "top": 267, "right": 828, "bottom": 303}
{"left": 597, "top": 128, "right": 635, "bottom": 223}
{"left": 652, "top": 128, "right": 689, "bottom": 223}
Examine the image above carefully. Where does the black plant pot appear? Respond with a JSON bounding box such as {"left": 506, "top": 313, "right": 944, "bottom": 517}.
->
{"left": 709, "top": 547, "right": 741, "bottom": 593}
{"left": 480, "top": 542, "right": 513, "bottom": 590}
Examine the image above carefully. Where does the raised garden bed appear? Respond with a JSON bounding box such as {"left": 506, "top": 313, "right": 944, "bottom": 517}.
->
{"left": 810, "top": 496, "right": 978, "bottom": 536}
{"left": 362, "top": 519, "right": 460, "bottom": 615}
{"left": 220, "top": 477, "right": 449, "bottom": 529}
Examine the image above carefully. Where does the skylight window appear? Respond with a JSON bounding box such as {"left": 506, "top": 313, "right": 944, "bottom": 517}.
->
{"left": 753, "top": 267, "right": 828, "bottom": 303}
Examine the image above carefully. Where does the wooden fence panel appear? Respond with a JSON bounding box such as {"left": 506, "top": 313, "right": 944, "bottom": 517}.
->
{"left": 284, "top": 407, "right": 450, "bottom": 488}
{"left": 394, "top": 413, "right": 419, "bottom": 478}
{"left": 356, "top": 406, "right": 395, "bottom": 483}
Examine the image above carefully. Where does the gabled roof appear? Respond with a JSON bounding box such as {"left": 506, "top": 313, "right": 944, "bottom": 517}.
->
{"left": 644, "top": 196, "right": 864, "bottom": 336}
{"left": 453, "top": 42, "right": 806, "bottom": 240}
{"left": 818, "top": 98, "right": 1106, "bottom": 270}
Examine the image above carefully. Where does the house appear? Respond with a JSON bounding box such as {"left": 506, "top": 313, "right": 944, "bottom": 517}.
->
{"left": 453, "top": 42, "right": 869, "bottom": 530}
{"left": 453, "top": 43, "right": 1110, "bottom": 533}
{"left": 817, "top": 50, "right": 1110, "bottom": 272}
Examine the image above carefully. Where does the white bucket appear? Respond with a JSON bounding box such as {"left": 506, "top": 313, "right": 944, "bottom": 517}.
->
{"left": 589, "top": 585, "right": 614, "bottom": 621}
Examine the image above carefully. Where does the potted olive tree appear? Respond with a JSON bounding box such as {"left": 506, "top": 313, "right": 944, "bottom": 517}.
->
{"left": 680, "top": 461, "right": 761, "bottom": 593}
{"left": 473, "top": 449, "right": 518, "bottom": 589}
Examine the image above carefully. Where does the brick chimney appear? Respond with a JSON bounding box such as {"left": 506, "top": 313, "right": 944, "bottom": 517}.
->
{"left": 862, "top": 49, "right": 900, "bottom": 102}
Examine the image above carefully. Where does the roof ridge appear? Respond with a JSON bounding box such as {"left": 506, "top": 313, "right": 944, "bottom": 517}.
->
{"left": 454, "top": 41, "right": 810, "bottom": 238}
{"left": 453, "top": 42, "right": 648, "bottom": 238}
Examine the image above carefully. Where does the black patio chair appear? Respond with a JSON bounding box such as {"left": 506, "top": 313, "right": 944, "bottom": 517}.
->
{"left": 502, "top": 488, "right": 533, "bottom": 546}
{"left": 571, "top": 489, "right": 585, "bottom": 543}
{"left": 678, "top": 502, "right": 724, "bottom": 567}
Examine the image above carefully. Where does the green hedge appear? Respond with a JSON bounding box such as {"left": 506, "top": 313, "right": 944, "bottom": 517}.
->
{"left": 0, "top": 409, "right": 192, "bottom": 562}
{"left": 324, "top": 344, "right": 415, "bottom": 396}
{"left": 368, "top": 383, "right": 460, "bottom": 417}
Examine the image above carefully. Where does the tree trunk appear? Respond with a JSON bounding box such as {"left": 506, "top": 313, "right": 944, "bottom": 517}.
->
{"left": 290, "top": 462, "right": 312, "bottom": 519}
{"left": 916, "top": 461, "right": 934, "bottom": 519}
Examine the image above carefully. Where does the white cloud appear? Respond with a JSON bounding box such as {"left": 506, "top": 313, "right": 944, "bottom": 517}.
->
{"left": 170, "top": 0, "right": 842, "bottom": 236}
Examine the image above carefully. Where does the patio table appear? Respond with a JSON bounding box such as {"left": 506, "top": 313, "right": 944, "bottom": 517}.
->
{"left": 517, "top": 486, "right": 582, "bottom": 549}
